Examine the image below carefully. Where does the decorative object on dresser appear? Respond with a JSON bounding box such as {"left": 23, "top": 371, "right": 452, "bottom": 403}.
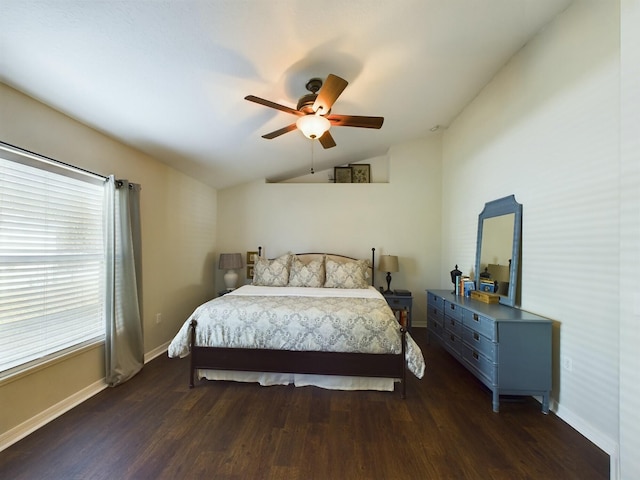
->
{"left": 470, "top": 290, "right": 499, "bottom": 304}
{"left": 379, "top": 255, "right": 399, "bottom": 294}
{"left": 427, "top": 289, "right": 551, "bottom": 413}
{"left": 383, "top": 291, "right": 413, "bottom": 331}
{"left": 219, "top": 253, "right": 243, "bottom": 290}
{"left": 450, "top": 264, "right": 462, "bottom": 294}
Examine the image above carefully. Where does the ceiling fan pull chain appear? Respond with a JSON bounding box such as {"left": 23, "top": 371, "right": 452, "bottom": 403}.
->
{"left": 310, "top": 139, "right": 315, "bottom": 174}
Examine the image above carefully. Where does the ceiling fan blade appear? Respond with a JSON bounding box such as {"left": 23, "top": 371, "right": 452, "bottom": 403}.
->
{"left": 318, "top": 131, "right": 336, "bottom": 149}
{"left": 245, "top": 95, "right": 303, "bottom": 116}
{"left": 327, "top": 114, "right": 384, "bottom": 129}
{"left": 312, "top": 74, "right": 348, "bottom": 114}
{"left": 261, "top": 123, "right": 298, "bottom": 139}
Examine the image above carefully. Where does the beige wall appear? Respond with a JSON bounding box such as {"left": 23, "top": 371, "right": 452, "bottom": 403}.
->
{"left": 216, "top": 136, "right": 442, "bottom": 326}
{"left": 0, "top": 84, "right": 218, "bottom": 439}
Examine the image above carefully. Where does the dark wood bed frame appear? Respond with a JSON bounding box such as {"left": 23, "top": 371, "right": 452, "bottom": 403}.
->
{"left": 188, "top": 247, "right": 408, "bottom": 398}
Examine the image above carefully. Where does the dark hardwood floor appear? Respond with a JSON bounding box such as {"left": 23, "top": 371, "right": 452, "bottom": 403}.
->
{"left": 0, "top": 328, "right": 608, "bottom": 480}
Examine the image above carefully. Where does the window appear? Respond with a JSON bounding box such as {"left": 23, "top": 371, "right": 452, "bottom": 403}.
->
{"left": 0, "top": 144, "right": 106, "bottom": 376}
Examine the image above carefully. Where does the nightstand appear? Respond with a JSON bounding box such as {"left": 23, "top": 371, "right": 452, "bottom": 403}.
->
{"left": 383, "top": 292, "right": 413, "bottom": 331}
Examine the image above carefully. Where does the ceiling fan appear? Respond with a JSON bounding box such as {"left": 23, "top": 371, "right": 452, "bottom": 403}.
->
{"left": 245, "top": 74, "right": 384, "bottom": 149}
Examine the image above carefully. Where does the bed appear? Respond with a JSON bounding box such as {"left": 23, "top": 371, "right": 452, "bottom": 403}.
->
{"left": 167, "top": 249, "right": 425, "bottom": 397}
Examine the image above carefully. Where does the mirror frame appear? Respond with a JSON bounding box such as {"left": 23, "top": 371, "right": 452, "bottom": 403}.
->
{"left": 474, "top": 195, "right": 522, "bottom": 307}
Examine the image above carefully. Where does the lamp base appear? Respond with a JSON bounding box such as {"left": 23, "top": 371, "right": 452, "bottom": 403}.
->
{"left": 224, "top": 270, "right": 238, "bottom": 291}
{"left": 383, "top": 272, "right": 393, "bottom": 295}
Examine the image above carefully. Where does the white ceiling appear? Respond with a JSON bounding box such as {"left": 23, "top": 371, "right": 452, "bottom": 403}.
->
{"left": 1, "top": 0, "right": 571, "bottom": 189}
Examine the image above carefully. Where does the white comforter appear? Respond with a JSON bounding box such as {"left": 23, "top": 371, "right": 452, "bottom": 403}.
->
{"left": 168, "top": 285, "right": 425, "bottom": 379}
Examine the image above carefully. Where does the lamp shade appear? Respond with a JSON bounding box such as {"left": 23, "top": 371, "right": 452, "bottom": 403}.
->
{"left": 296, "top": 114, "right": 331, "bottom": 139}
{"left": 378, "top": 255, "right": 399, "bottom": 273}
{"left": 219, "top": 253, "right": 243, "bottom": 270}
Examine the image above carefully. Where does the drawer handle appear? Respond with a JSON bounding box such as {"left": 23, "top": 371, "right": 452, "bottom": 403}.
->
{"left": 473, "top": 313, "right": 479, "bottom": 322}
{"left": 450, "top": 304, "right": 455, "bottom": 310}
{"left": 450, "top": 334, "right": 455, "bottom": 342}
{"left": 472, "top": 351, "right": 479, "bottom": 360}
{"left": 450, "top": 319, "right": 455, "bottom": 325}
{"left": 473, "top": 332, "right": 480, "bottom": 341}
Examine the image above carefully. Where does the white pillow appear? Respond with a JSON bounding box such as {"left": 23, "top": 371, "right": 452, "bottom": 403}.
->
{"left": 252, "top": 254, "right": 292, "bottom": 287}
{"left": 288, "top": 256, "right": 325, "bottom": 287}
{"left": 324, "top": 258, "right": 370, "bottom": 289}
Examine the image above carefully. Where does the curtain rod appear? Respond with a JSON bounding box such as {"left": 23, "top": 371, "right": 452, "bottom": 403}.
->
{"left": 1, "top": 140, "right": 108, "bottom": 181}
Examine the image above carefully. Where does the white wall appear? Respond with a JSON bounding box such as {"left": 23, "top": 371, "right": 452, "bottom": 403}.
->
{"left": 216, "top": 136, "right": 442, "bottom": 326}
{"left": 442, "top": 0, "right": 627, "bottom": 475}
{"left": 0, "top": 83, "right": 218, "bottom": 444}
{"left": 619, "top": 1, "right": 640, "bottom": 478}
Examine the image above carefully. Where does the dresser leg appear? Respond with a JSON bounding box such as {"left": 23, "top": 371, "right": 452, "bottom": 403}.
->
{"left": 542, "top": 393, "right": 550, "bottom": 414}
{"left": 492, "top": 391, "right": 500, "bottom": 412}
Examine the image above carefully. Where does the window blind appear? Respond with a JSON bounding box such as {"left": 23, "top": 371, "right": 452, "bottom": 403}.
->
{"left": 0, "top": 149, "right": 106, "bottom": 375}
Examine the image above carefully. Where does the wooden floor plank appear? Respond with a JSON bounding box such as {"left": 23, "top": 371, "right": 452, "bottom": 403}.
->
{"left": 0, "top": 328, "right": 608, "bottom": 480}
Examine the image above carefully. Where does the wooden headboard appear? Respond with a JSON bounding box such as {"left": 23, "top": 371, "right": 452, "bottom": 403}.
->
{"left": 257, "top": 246, "right": 376, "bottom": 287}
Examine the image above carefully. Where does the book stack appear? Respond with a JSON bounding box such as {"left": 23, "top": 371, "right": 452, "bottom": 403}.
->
{"left": 479, "top": 278, "right": 497, "bottom": 293}
{"left": 455, "top": 276, "right": 476, "bottom": 297}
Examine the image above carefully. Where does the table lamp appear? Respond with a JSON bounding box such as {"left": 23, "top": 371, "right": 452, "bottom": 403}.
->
{"left": 219, "top": 253, "right": 243, "bottom": 290}
{"left": 378, "top": 255, "right": 399, "bottom": 294}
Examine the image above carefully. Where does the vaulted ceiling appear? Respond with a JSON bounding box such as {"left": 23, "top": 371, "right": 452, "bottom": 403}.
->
{"left": 1, "top": 0, "right": 572, "bottom": 189}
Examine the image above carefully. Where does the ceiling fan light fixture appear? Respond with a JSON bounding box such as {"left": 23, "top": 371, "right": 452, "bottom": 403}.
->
{"left": 296, "top": 114, "right": 330, "bottom": 139}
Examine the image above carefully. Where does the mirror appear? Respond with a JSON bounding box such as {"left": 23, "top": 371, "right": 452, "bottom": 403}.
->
{"left": 474, "top": 195, "right": 522, "bottom": 307}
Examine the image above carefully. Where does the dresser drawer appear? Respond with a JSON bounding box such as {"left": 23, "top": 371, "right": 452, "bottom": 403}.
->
{"left": 444, "top": 300, "right": 464, "bottom": 322}
{"left": 427, "top": 291, "right": 444, "bottom": 310}
{"left": 463, "top": 309, "right": 496, "bottom": 341}
{"left": 462, "top": 344, "right": 497, "bottom": 384}
{"left": 444, "top": 314, "right": 463, "bottom": 337}
{"left": 427, "top": 303, "right": 443, "bottom": 324}
{"left": 462, "top": 326, "right": 496, "bottom": 361}
{"left": 428, "top": 316, "right": 444, "bottom": 340}
{"left": 443, "top": 331, "right": 463, "bottom": 357}
{"left": 387, "top": 296, "right": 411, "bottom": 310}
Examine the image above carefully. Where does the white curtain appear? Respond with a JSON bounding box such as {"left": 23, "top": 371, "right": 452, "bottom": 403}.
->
{"left": 104, "top": 176, "right": 143, "bottom": 386}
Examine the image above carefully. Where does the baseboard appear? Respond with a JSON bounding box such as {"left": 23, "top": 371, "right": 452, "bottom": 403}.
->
{"left": 1, "top": 342, "right": 171, "bottom": 453}
{"left": 144, "top": 341, "right": 169, "bottom": 363}
{"left": 554, "top": 403, "right": 619, "bottom": 480}
{"left": 0, "top": 378, "right": 107, "bottom": 452}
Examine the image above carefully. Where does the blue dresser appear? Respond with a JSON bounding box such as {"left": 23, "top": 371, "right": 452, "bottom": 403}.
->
{"left": 427, "top": 289, "right": 552, "bottom": 413}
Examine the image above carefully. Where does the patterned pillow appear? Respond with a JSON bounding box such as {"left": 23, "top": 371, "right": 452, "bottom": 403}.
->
{"left": 252, "top": 254, "right": 292, "bottom": 287}
{"left": 324, "top": 258, "right": 370, "bottom": 289}
{"left": 288, "top": 256, "right": 325, "bottom": 287}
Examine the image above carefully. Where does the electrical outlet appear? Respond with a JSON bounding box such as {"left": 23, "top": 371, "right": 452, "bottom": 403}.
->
{"left": 155, "top": 313, "right": 162, "bottom": 325}
{"left": 562, "top": 356, "right": 573, "bottom": 372}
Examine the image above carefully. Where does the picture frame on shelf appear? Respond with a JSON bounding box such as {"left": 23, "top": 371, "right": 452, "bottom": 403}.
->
{"left": 246, "top": 251, "right": 258, "bottom": 265}
{"left": 349, "top": 163, "right": 371, "bottom": 183}
{"left": 334, "top": 166, "right": 352, "bottom": 183}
